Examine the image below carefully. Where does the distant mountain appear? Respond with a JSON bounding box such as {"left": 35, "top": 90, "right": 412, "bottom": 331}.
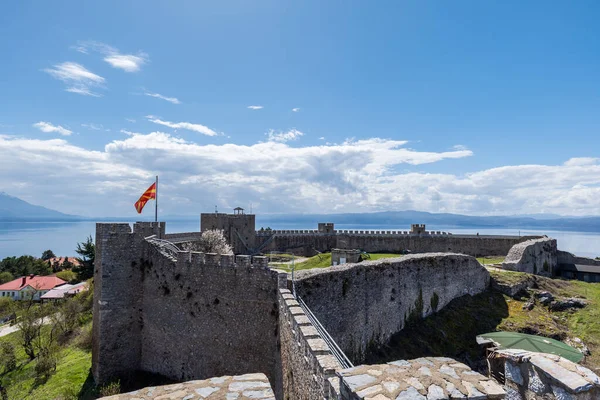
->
{"left": 257, "top": 210, "right": 600, "bottom": 233}
{"left": 0, "top": 192, "right": 80, "bottom": 221}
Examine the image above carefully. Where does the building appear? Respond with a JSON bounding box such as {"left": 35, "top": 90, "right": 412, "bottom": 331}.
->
{"left": 200, "top": 207, "right": 256, "bottom": 254}
{"left": 41, "top": 281, "right": 88, "bottom": 301}
{"left": 557, "top": 263, "right": 600, "bottom": 283}
{"left": 331, "top": 248, "right": 361, "bottom": 266}
{"left": 0, "top": 274, "right": 66, "bottom": 301}
{"left": 47, "top": 256, "right": 81, "bottom": 270}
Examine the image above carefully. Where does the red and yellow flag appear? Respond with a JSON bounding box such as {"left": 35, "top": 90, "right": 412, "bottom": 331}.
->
{"left": 134, "top": 182, "right": 156, "bottom": 214}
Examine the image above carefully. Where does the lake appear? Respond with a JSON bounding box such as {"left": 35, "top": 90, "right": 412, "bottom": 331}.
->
{"left": 0, "top": 219, "right": 599, "bottom": 259}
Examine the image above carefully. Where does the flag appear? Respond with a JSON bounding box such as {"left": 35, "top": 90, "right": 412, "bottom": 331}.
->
{"left": 134, "top": 182, "right": 156, "bottom": 214}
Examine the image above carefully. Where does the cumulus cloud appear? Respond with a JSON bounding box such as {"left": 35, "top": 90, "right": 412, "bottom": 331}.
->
{"left": 145, "top": 92, "right": 181, "bottom": 104}
{"left": 43, "top": 62, "right": 105, "bottom": 97}
{"left": 74, "top": 41, "right": 148, "bottom": 72}
{"left": 0, "top": 133, "right": 598, "bottom": 217}
{"left": 266, "top": 129, "right": 304, "bottom": 143}
{"left": 146, "top": 116, "right": 220, "bottom": 136}
{"left": 564, "top": 157, "right": 599, "bottom": 167}
{"left": 247, "top": 106, "right": 263, "bottom": 110}
{"left": 33, "top": 122, "right": 73, "bottom": 136}
{"left": 292, "top": 108, "right": 300, "bottom": 112}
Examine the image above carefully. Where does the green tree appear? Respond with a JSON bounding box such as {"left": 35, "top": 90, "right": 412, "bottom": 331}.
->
{"left": 41, "top": 250, "right": 56, "bottom": 261}
{"left": 0, "top": 271, "right": 13, "bottom": 284}
{"left": 74, "top": 236, "right": 95, "bottom": 281}
{"left": 56, "top": 270, "right": 77, "bottom": 283}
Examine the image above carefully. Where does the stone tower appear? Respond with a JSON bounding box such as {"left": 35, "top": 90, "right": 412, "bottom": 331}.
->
{"left": 200, "top": 207, "right": 256, "bottom": 254}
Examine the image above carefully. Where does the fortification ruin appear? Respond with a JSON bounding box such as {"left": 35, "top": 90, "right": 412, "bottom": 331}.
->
{"left": 92, "top": 213, "right": 600, "bottom": 399}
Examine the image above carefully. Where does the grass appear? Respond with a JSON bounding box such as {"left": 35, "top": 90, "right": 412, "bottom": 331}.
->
{"left": 0, "top": 323, "right": 94, "bottom": 400}
{"left": 274, "top": 252, "right": 404, "bottom": 272}
{"left": 477, "top": 256, "right": 506, "bottom": 265}
{"left": 366, "top": 272, "right": 600, "bottom": 372}
{"left": 487, "top": 268, "right": 530, "bottom": 284}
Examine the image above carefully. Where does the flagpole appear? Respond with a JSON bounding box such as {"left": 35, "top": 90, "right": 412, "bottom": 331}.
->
{"left": 155, "top": 175, "right": 158, "bottom": 223}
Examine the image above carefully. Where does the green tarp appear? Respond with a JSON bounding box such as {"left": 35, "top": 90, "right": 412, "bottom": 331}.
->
{"left": 478, "top": 331, "right": 584, "bottom": 363}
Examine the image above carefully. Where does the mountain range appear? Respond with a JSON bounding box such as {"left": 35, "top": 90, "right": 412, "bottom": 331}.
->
{"left": 0, "top": 192, "right": 598, "bottom": 232}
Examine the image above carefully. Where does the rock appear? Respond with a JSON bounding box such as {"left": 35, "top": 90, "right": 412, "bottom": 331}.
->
{"left": 536, "top": 291, "right": 554, "bottom": 305}
{"left": 522, "top": 300, "right": 534, "bottom": 311}
{"left": 549, "top": 298, "right": 587, "bottom": 311}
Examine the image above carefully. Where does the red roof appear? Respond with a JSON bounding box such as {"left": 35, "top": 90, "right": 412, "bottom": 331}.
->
{"left": 47, "top": 257, "right": 81, "bottom": 267}
{"left": 0, "top": 275, "right": 66, "bottom": 291}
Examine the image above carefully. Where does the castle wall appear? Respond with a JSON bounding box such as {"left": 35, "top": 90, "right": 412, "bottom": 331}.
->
{"left": 293, "top": 253, "right": 490, "bottom": 363}
{"left": 201, "top": 213, "right": 256, "bottom": 254}
{"left": 93, "top": 222, "right": 286, "bottom": 397}
{"left": 92, "top": 222, "right": 165, "bottom": 384}
{"left": 256, "top": 232, "right": 538, "bottom": 257}
{"left": 278, "top": 289, "right": 342, "bottom": 400}
{"left": 557, "top": 250, "right": 600, "bottom": 266}
{"left": 501, "top": 238, "right": 557, "bottom": 276}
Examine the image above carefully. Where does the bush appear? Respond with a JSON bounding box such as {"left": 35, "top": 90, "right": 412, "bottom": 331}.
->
{"left": 0, "top": 342, "right": 16, "bottom": 373}
{"left": 56, "top": 270, "right": 77, "bottom": 283}
{"left": 34, "top": 343, "right": 59, "bottom": 380}
{"left": 0, "top": 297, "right": 12, "bottom": 317}
{"left": 99, "top": 380, "right": 120, "bottom": 397}
{"left": 75, "top": 324, "right": 93, "bottom": 351}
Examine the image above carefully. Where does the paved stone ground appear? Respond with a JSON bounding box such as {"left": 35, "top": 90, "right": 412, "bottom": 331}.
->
{"left": 100, "top": 373, "right": 275, "bottom": 400}
{"left": 339, "top": 357, "right": 505, "bottom": 399}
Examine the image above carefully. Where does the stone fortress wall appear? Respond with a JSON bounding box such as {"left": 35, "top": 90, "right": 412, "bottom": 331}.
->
{"left": 94, "top": 221, "right": 600, "bottom": 399}
{"left": 293, "top": 253, "right": 491, "bottom": 362}
{"left": 92, "top": 222, "right": 287, "bottom": 397}
{"left": 199, "top": 210, "right": 540, "bottom": 257}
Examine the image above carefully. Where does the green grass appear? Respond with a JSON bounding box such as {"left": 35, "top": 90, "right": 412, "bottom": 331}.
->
{"left": 275, "top": 252, "right": 404, "bottom": 272}
{"left": 487, "top": 268, "right": 530, "bottom": 284}
{"left": 362, "top": 253, "right": 403, "bottom": 261}
{"left": 477, "top": 256, "right": 506, "bottom": 265}
{"left": 1, "top": 323, "right": 94, "bottom": 400}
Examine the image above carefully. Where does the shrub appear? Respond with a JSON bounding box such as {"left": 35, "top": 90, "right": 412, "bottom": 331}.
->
{"left": 56, "top": 270, "right": 77, "bottom": 283}
{"left": 99, "top": 380, "right": 121, "bottom": 397}
{"left": 35, "top": 343, "right": 59, "bottom": 380}
{"left": 0, "top": 342, "right": 16, "bottom": 373}
{"left": 75, "top": 324, "right": 93, "bottom": 351}
{"left": 0, "top": 297, "right": 12, "bottom": 317}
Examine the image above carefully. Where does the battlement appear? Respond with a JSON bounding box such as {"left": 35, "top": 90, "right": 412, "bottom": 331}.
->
{"left": 173, "top": 251, "right": 269, "bottom": 268}
{"left": 255, "top": 229, "right": 451, "bottom": 236}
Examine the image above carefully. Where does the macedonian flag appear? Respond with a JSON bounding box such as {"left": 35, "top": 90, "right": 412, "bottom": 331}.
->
{"left": 134, "top": 182, "right": 157, "bottom": 214}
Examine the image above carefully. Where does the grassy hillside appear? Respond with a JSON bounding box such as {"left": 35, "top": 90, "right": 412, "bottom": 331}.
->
{"left": 1, "top": 325, "right": 93, "bottom": 400}
{"left": 271, "top": 252, "right": 404, "bottom": 271}
{"left": 366, "top": 270, "right": 600, "bottom": 373}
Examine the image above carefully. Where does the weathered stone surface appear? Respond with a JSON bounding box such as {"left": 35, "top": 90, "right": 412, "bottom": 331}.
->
{"left": 295, "top": 253, "right": 490, "bottom": 362}
{"left": 338, "top": 357, "right": 505, "bottom": 400}
{"left": 490, "top": 350, "right": 600, "bottom": 399}
{"left": 99, "top": 373, "right": 275, "bottom": 399}
{"left": 501, "top": 237, "right": 557, "bottom": 276}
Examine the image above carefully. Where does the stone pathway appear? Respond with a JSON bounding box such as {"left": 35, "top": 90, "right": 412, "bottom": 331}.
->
{"left": 338, "top": 357, "right": 505, "bottom": 399}
{"left": 100, "top": 373, "right": 275, "bottom": 400}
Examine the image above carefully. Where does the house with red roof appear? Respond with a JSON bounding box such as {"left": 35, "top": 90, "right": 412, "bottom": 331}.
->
{"left": 0, "top": 274, "right": 66, "bottom": 301}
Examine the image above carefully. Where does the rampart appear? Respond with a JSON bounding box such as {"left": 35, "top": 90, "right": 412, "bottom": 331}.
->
{"left": 255, "top": 230, "right": 538, "bottom": 257}
{"left": 293, "top": 253, "right": 490, "bottom": 363}
{"left": 92, "top": 222, "right": 286, "bottom": 397}
{"left": 501, "top": 237, "right": 557, "bottom": 276}
{"left": 279, "top": 288, "right": 342, "bottom": 399}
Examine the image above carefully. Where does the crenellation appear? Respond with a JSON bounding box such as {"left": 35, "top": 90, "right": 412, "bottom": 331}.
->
{"left": 220, "top": 254, "right": 234, "bottom": 267}
{"left": 236, "top": 254, "right": 251, "bottom": 266}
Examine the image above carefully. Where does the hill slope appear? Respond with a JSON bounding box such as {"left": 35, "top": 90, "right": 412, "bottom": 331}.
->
{"left": 0, "top": 192, "right": 79, "bottom": 220}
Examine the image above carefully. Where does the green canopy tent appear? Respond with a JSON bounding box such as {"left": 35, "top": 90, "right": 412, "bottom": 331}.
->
{"left": 477, "top": 331, "right": 584, "bottom": 363}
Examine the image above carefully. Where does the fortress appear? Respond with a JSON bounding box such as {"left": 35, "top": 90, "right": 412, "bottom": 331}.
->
{"left": 92, "top": 210, "right": 600, "bottom": 400}
{"left": 193, "top": 208, "right": 540, "bottom": 257}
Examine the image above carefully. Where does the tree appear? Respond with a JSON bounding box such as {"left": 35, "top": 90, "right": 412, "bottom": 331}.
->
{"left": 41, "top": 250, "right": 56, "bottom": 261}
{"left": 56, "top": 270, "right": 77, "bottom": 283}
{"left": 74, "top": 236, "right": 95, "bottom": 281}
{"left": 182, "top": 229, "right": 233, "bottom": 255}
{"left": 0, "top": 271, "right": 13, "bottom": 284}
{"left": 15, "top": 300, "right": 46, "bottom": 360}
{"left": 0, "top": 342, "right": 16, "bottom": 373}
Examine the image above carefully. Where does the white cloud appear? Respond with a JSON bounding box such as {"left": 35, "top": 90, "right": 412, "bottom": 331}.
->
{"left": 1, "top": 132, "right": 599, "bottom": 218}
{"left": 266, "top": 129, "right": 304, "bottom": 143}
{"left": 145, "top": 92, "right": 181, "bottom": 104}
{"left": 248, "top": 106, "right": 263, "bottom": 110}
{"left": 319, "top": 137, "right": 325, "bottom": 140}
{"left": 146, "top": 116, "right": 220, "bottom": 136}
{"left": 453, "top": 144, "right": 468, "bottom": 151}
{"left": 74, "top": 41, "right": 148, "bottom": 72}
{"left": 33, "top": 122, "right": 73, "bottom": 136}
{"left": 564, "top": 157, "right": 599, "bottom": 167}
{"left": 125, "top": 118, "right": 136, "bottom": 123}
{"left": 120, "top": 129, "right": 139, "bottom": 136}
{"left": 292, "top": 108, "right": 300, "bottom": 112}
{"left": 81, "top": 123, "right": 106, "bottom": 131}
{"left": 43, "top": 62, "right": 105, "bottom": 96}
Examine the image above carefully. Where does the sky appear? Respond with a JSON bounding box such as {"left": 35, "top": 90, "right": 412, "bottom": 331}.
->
{"left": 0, "top": 1, "right": 599, "bottom": 217}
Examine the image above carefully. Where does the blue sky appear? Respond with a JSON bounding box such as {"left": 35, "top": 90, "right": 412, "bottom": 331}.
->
{"left": 0, "top": 1, "right": 599, "bottom": 217}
